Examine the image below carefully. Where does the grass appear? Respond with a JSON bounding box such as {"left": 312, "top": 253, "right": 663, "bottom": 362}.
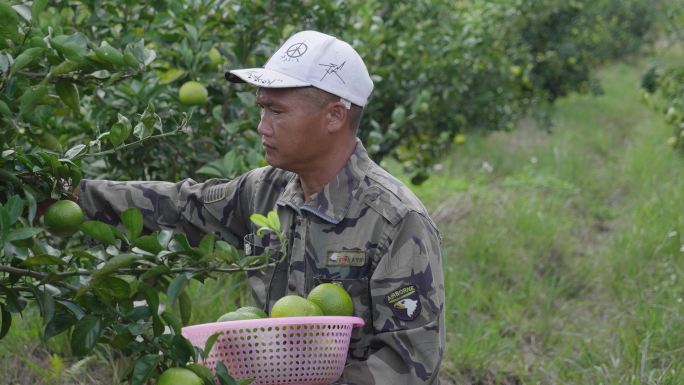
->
{"left": 3, "top": 49, "right": 684, "bottom": 384}
{"left": 385, "top": 50, "right": 684, "bottom": 384}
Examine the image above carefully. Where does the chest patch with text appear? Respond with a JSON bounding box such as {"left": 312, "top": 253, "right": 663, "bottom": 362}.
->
{"left": 385, "top": 284, "right": 422, "bottom": 321}
{"left": 326, "top": 250, "right": 366, "bottom": 267}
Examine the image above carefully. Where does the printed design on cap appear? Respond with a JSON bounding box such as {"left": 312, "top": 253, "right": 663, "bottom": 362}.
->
{"left": 245, "top": 71, "right": 283, "bottom": 86}
{"left": 319, "top": 61, "right": 346, "bottom": 83}
{"left": 282, "top": 41, "right": 308, "bottom": 62}
{"left": 384, "top": 284, "right": 422, "bottom": 321}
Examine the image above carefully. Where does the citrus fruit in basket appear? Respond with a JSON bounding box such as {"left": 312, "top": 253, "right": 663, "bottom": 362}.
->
{"left": 217, "top": 306, "right": 267, "bottom": 322}
{"left": 270, "top": 295, "right": 324, "bottom": 317}
{"left": 43, "top": 200, "right": 84, "bottom": 237}
{"left": 235, "top": 306, "right": 268, "bottom": 318}
{"left": 157, "top": 367, "right": 202, "bottom": 385}
{"left": 307, "top": 283, "right": 354, "bottom": 316}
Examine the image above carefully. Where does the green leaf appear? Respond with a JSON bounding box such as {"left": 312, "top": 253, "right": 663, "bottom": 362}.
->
{"left": 139, "top": 284, "right": 164, "bottom": 336}
{"left": 169, "top": 233, "right": 193, "bottom": 253}
{"left": 0, "top": 2, "right": 19, "bottom": 41}
{"left": 130, "top": 354, "right": 160, "bottom": 385}
{"left": 51, "top": 59, "right": 80, "bottom": 75}
{"left": 186, "top": 364, "right": 214, "bottom": 385}
{"left": 12, "top": 4, "right": 31, "bottom": 22}
{"left": 31, "top": 0, "right": 48, "bottom": 24}
{"left": 179, "top": 290, "right": 192, "bottom": 325}
{"left": 3, "top": 195, "right": 24, "bottom": 225}
{"left": 64, "top": 143, "right": 86, "bottom": 159}
{"left": 215, "top": 362, "right": 237, "bottom": 385}
{"left": 0, "top": 304, "right": 11, "bottom": 340}
{"left": 140, "top": 264, "right": 170, "bottom": 281}
{"left": 158, "top": 229, "right": 174, "bottom": 248}
{"left": 159, "top": 68, "right": 185, "bottom": 84}
{"left": 50, "top": 33, "right": 89, "bottom": 63}
{"left": 93, "top": 41, "right": 124, "bottom": 66}
{"left": 80, "top": 220, "right": 115, "bottom": 245}
{"left": 7, "top": 227, "right": 43, "bottom": 242}
{"left": 249, "top": 213, "right": 269, "bottom": 229}
{"left": 0, "top": 208, "right": 11, "bottom": 247}
{"left": 132, "top": 233, "right": 163, "bottom": 254}
{"left": 0, "top": 285, "right": 26, "bottom": 313}
{"left": 109, "top": 113, "right": 132, "bottom": 147}
{"left": 198, "top": 233, "right": 215, "bottom": 256}
{"left": 71, "top": 315, "right": 103, "bottom": 356}
{"left": 203, "top": 332, "right": 221, "bottom": 359}
{"left": 237, "top": 378, "right": 255, "bottom": 385}
{"left": 19, "top": 84, "right": 48, "bottom": 117}
{"left": 31, "top": 285, "right": 55, "bottom": 325}
{"left": 238, "top": 254, "right": 267, "bottom": 268}
{"left": 204, "top": 240, "right": 236, "bottom": 263}
{"left": 161, "top": 311, "right": 182, "bottom": 335}
{"left": 55, "top": 299, "right": 85, "bottom": 320}
{"left": 94, "top": 276, "right": 133, "bottom": 299}
{"left": 166, "top": 273, "right": 189, "bottom": 307}
{"left": 267, "top": 211, "right": 280, "bottom": 231}
{"left": 55, "top": 78, "right": 80, "bottom": 114}
{"left": 121, "top": 207, "right": 142, "bottom": 241}
{"left": 24, "top": 189, "right": 37, "bottom": 223}
{"left": 93, "top": 253, "right": 138, "bottom": 278}
{"left": 23, "top": 254, "right": 66, "bottom": 267}
{"left": 133, "top": 122, "right": 152, "bottom": 140}
{"left": 44, "top": 310, "right": 77, "bottom": 339}
{"left": 10, "top": 47, "right": 43, "bottom": 75}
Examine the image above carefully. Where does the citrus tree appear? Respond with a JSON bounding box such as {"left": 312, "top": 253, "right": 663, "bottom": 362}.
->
{"left": 641, "top": 1, "right": 684, "bottom": 149}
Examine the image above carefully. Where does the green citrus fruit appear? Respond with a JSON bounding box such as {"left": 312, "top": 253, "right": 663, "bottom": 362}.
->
{"left": 157, "top": 367, "right": 203, "bottom": 385}
{"left": 43, "top": 200, "right": 84, "bottom": 237}
{"left": 270, "top": 295, "right": 323, "bottom": 317}
{"left": 178, "top": 81, "right": 208, "bottom": 106}
{"left": 307, "top": 283, "right": 354, "bottom": 316}
{"left": 208, "top": 47, "right": 223, "bottom": 67}
{"left": 216, "top": 307, "right": 265, "bottom": 322}
{"left": 235, "top": 306, "right": 268, "bottom": 318}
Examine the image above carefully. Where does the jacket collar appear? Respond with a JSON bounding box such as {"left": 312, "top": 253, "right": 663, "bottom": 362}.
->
{"left": 276, "top": 138, "right": 371, "bottom": 224}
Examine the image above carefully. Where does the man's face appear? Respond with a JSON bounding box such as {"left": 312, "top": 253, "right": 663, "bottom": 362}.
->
{"left": 255, "top": 87, "right": 331, "bottom": 173}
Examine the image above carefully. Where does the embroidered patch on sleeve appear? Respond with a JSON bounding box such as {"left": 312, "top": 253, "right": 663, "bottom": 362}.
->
{"left": 384, "top": 284, "right": 421, "bottom": 321}
{"left": 202, "top": 184, "right": 228, "bottom": 203}
{"left": 326, "top": 250, "right": 366, "bottom": 267}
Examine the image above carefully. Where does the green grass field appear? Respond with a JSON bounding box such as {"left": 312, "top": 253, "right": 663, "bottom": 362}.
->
{"left": 3, "top": 52, "right": 684, "bottom": 384}
{"left": 392, "top": 51, "right": 684, "bottom": 384}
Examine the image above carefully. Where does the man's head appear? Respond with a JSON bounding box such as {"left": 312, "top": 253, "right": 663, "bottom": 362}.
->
{"left": 225, "top": 31, "right": 371, "bottom": 174}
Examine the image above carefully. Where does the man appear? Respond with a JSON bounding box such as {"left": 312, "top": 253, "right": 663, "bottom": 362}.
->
{"left": 79, "top": 30, "right": 444, "bottom": 384}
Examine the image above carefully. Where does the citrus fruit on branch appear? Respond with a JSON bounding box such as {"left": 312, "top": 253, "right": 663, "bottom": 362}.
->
{"left": 43, "top": 200, "right": 84, "bottom": 237}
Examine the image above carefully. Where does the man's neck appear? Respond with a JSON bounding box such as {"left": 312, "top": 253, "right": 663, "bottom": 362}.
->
{"left": 299, "top": 137, "right": 357, "bottom": 202}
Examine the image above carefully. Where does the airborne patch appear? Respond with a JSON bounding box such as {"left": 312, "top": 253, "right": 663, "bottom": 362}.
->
{"left": 384, "top": 284, "right": 421, "bottom": 321}
{"left": 202, "top": 184, "right": 228, "bottom": 203}
{"left": 326, "top": 250, "right": 366, "bottom": 267}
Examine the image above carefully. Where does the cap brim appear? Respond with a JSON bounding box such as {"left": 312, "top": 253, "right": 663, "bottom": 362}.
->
{"left": 225, "top": 68, "right": 311, "bottom": 88}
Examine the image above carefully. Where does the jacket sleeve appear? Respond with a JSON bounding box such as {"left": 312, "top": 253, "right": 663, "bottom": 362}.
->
{"left": 77, "top": 173, "right": 256, "bottom": 246}
{"left": 337, "top": 211, "right": 445, "bottom": 385}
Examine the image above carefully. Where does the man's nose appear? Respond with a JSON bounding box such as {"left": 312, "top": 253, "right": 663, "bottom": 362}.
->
{"left": 257, "top": 115, "right": 272, "bottom": 136}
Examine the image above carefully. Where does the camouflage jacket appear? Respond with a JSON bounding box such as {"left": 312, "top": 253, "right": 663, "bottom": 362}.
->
{"left": 79, "top": 139, "right": 445, "bottom": 384}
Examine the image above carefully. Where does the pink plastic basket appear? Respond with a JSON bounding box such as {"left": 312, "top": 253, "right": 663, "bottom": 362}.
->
{"left": 181, "top": 316, "right": 365, "bottom": 385}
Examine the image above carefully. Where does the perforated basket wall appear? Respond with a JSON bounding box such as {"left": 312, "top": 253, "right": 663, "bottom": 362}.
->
{"left": 182, "top": 316, "right": 364, "bottom": 385}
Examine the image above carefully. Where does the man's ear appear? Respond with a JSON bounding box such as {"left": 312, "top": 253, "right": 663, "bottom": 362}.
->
{"left": 326, "top": 102, "right": 348, "bottom": 134}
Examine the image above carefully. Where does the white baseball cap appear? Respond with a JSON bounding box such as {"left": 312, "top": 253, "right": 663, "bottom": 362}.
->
{"left": 225, "top": 30, "right": 374, "bottom": 107}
